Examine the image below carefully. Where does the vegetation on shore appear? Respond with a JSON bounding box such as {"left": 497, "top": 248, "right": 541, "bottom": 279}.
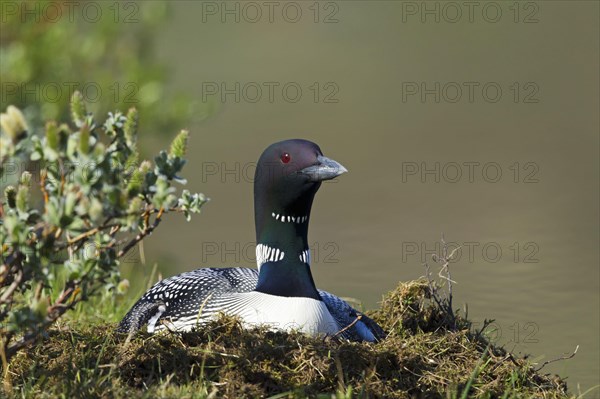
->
{"left": 1, "top": 96, "right": 207, "bottom": 368}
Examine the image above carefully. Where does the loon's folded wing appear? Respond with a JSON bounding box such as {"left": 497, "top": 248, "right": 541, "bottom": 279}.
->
{"left": 117, "top": 267, "right": 259, "bottom": 334}
{"left": 318, "top": 290, "right": 386, "bottom": 342}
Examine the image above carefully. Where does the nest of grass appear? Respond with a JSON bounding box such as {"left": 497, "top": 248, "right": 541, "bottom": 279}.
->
{"left": 6, "top": 280, "right": 571, "bottom": 398}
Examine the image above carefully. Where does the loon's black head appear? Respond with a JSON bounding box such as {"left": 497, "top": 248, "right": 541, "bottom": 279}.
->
{"left": 253, "top": 139, "right": 347, "bottom": 299}
{"left": 254, "top": 139, "right": 347, "bottom": 240}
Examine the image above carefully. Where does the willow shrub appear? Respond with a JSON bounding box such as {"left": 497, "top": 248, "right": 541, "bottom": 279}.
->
{"left": 0, "top": 91, "right": 207, "bottom": 367}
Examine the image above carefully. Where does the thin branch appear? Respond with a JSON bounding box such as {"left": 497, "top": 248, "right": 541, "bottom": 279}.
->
{"left": 474, "top": 319, "right": 495, "bottom": 341}
{"left": 422, "top": 235, "right": 460, "bottom": 330}
{"left": 67, "top": 220, "right": 116, "bottom": 245}
{"left": 117, "top": 207, "right": 164, "bottom": 258}
{"left": 424, "top": 262, "right": 444, "bottom": 311}
{"left": 40, "top": 170, "right": 49, "bottom": 205}
{"left": 331, "top": 314, "right": 362, "bottom": 339}
{"left": 195, "top": 293, "right": 214, "bottom": 326}
{"left": 0, "top": 269, "right": 23, "bottom": 304}
{"left": 534, "top": 345, "right": 579, "bottom": 372}
{"left": 54, "top": 206, "right": 185, "bottom": 251}
{"left": 4, "top": 285, "right": 81, "bottom": 360}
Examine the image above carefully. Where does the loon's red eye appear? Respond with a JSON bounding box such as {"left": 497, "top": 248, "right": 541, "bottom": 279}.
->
{"left": 281, "top": 152, "right": 291, "bottom": 164}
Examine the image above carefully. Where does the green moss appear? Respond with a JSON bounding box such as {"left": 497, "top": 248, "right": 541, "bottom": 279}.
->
{"left": 5, "top": 280, "right": 572, "bottom": 398}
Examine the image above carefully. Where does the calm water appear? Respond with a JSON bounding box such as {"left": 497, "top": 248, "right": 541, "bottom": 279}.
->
{"left": 125, "top": 2, "right": 599, "bottom": 394}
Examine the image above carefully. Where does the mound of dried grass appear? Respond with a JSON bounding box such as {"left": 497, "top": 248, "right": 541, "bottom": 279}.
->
{"left": 6, "top": 280, "right": 571, "bottom": 398}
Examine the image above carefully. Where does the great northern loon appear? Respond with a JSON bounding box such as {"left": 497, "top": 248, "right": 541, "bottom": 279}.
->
{"left": 118, "top": 139, "right": 385, "bottom": 342}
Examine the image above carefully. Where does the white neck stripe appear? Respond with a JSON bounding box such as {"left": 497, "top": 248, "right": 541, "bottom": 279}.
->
{"left": 271, "top": 212, "right": 307, "bottom": 224}
{"left": 256, "top": 243, "right": 285, "bottom": 269}
{"left": 299, "top": 249, "right": 311, "bottom": 265}
{"left": 256, "top": 245, "right": 311, "bottom": 269}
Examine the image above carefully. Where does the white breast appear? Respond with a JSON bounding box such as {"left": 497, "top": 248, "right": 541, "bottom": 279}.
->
{"left": 153, "top": 292, "right": 340, "bottom": 336}
{"left": 227, "top": 292, "right": 340, "bottom": 335}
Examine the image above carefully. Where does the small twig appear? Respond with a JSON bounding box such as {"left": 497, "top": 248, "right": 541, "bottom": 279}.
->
{"left": 59, "top": 158, "right": 65, "bottom": 194}
{"left": 425, "top": 235, "right": 461, "bottom": 329}
{"left": 334, "top": 353, "right": 345, "bottom": 393}
{"left": 0, "top": 337, "right": 9, "bottom": 385}
{"left": 117, "top": 207, "right": 164, "bottom": 258}
{"left": 195, "top": 293, "right": 214, "bottom": 326}
{"left": 474, "top": 319, "right": 495, "bottom": 341}
{"left": 424, "top": 262, "right": 445, "bottom": 311}
{"left": 66, "top": 219, "right": 115, "bottom": 245}
{"left": 4, "top": 284, "right": 83, "bottom": 360}
{"left": 444, "top": 243, "right": 461, "bottom": 326}
{"left": 534, "top": 345, "right": 579, "bottom": 372}
{"left": 57, "top": 206, "right": 182, "bottom": 251}
{"left": 138, "top": 239, "right": 146, "bottom": 265}
{"left": 34, "top": 282, "right": 43, "bottom": 301}
{"left": 196, "top": 348, "right": 240, "bottom": 359}
{"left": 0, "top": 269, "right": 23, "bottom": 304}
{"left": 433, "top": 247, "right": 460, "bottom": 286}
{"left": 40, "top": 170, "right": 49, "bottom": 205}
{"left": 331, "top": 314, "right": 362, "bottom": 339}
